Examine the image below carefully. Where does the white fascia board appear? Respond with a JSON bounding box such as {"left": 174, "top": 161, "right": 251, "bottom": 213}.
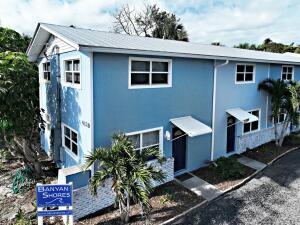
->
{"left": 79, "top": 46, "right": 300, "bottom": 65}
{"left": 40, "top": 24, "right": 80, "bottom": 51}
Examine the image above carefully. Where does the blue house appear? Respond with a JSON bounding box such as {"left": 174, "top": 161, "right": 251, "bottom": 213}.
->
{"left": 27, "top": 23, "right": 300, "bottom": 219}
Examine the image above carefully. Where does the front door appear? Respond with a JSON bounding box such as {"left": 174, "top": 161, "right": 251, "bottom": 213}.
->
{"left": 172, "top": 127, "right": 186, "bottom": 172}
{"left": 227, "top": 116, "right": 236, "bottom": 153}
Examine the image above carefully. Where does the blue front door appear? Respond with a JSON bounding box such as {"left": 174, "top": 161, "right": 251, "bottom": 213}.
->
{"left": 227, "top": 116, "right": 236, "bottom": 153}
{"left": 172, "top": 127, "right": 186, "bottom": 172}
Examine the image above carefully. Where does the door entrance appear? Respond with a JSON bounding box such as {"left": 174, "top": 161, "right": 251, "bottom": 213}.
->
{"left": 172, "top": 127, "right": 187, "bottom": 172}
{"left": 227, "top": 116, "right": 236, "bottom": 153}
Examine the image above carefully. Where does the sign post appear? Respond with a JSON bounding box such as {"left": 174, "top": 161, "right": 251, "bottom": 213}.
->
{"left": 36, "top": 183, "right": 73, "bottom": 225}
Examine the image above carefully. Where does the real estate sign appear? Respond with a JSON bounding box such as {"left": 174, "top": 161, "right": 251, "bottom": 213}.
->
{"left": 36, "top": 183, "right": 73, "bottom": 224}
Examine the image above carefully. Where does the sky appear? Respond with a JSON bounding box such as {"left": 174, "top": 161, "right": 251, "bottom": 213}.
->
{"left": 0, "top": 0, "right": 300, "bottom": 47}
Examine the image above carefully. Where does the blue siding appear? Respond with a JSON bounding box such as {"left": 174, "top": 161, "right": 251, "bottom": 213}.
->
{"left": 60, "top": 51, "right": 93, "bottom": 167}
{"left": 214, "top": 61, "right": 270, "bottom": 159}
{"left": 66, "top": 170, "right": 91, "bottom": 189}
{"left": 93, "top": 53, "right": 214, "bottom": 171}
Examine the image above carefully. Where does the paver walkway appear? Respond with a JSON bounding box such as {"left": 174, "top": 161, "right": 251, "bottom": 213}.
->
{"left": 176, "top": 173, "right": 223, "bottom": 201}
{"left": 238, "top": 156, "right": 267, "bottom": 170}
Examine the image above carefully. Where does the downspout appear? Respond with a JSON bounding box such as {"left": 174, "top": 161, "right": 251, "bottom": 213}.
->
{"left": 211, "top": 59, "right": 229, "bottom": 162}
{"left": 51, "top": 45, "right": 62, "bottom": 164}
{"left": 266, "top": 64, "right": 270, "bottom": 128}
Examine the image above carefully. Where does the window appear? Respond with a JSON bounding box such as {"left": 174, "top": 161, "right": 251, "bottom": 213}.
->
{"left": 64, "top": 59, "right": 80, "bottom": 86}
{"left": 129, "top": 58, "right": 172, "bottom": 88}
{"left": 273, "top": 109, "right": 286, "bottom": 124}
{"left": 127, "top": 128, "right": 162, "bottom": 160}
{"left": 62, "top": 124, "right": 78, "bottom": 157}
{"left": 42, "top": 62, "right": 51, "bottom": 81}
{"left": 281, "top": 66, "right": 293, "bottom": 81}
{"left": 243, "top": 110, "right": 260, "bottom": 134}
{"left": 236, "top": 64, "right": 255, "bottom": 83}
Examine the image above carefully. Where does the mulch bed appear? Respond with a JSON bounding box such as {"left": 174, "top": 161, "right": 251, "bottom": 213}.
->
{"left": 192, "top": 164, "right": 255, "bottom": 191}
{"left": 242, "top": 134, "right": 300, "bottom": 164}
{"left": 76, "top": 181, "right": 204, "bottom": 225}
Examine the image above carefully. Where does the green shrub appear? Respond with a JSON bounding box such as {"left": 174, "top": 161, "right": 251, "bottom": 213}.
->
{"left": 12, "top": 167, "right": 35, "bottom": 194}
{"left": 14, "top": 209, "right": 32, "bottom": 225}
{"left": 215, "top": 156, "right": 246, "bottom": 179}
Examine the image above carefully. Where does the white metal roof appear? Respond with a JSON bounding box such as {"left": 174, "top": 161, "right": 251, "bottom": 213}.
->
{"left": 170, "top": 116, "right": 212, "bottom": 137}
{"left": 226, "top": 108, "right": 258, "bottom": 123}
{"left": 27, "top": 23, "right": 300, "bottom": 64}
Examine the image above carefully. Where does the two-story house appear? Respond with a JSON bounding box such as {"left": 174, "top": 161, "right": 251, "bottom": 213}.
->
{"left": 27, "top": 23, "right": 300, "bottom": 219}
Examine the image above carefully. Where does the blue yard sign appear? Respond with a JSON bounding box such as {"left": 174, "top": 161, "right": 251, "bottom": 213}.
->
{"left": 36, "top": 184, "right": 72, "bottom": 207}
{"left": 36, "top": 183, "right": 73, "bottom": 225}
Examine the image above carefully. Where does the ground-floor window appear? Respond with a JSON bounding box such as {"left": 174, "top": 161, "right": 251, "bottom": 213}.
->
{"left": 273, "top": 109, "right": 286, "bottom": 124}
{"left": 243, "top": 109, "right": 260, "bottom": 134}
{"left": 126, "top": 127, "right": 163, "bottom": 160}
{"left": 62, "top": 124, "right": 78, "bottom": 157}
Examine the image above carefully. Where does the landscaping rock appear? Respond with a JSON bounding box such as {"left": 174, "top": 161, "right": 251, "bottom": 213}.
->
{"left": 21, "top": 202, "right": 35, "bottom": 214}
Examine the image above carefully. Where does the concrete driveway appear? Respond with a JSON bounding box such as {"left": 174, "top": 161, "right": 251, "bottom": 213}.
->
{"left": 172, "top": 149, "right": 300, "bottom": 225}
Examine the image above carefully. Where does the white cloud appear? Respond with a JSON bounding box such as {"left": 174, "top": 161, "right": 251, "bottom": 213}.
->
{"left": 0, "top": 0, "right": 300, "bottom": 46}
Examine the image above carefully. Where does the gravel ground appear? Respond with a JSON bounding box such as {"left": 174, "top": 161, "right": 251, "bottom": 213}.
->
{"left": 172, "top": 148, "right": 300, "bottom": 225}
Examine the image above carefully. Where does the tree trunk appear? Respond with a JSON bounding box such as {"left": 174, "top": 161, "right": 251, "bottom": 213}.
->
{"left": 119, "top": 198, "right": 130, "bottom": 223}
{"left": 278, "top": 117, "right": 290, "bottom": 147}
{"left": 274, "top": 121, "right": 279, "bottom": 146}
{"left": 13, "top": 135, "right": 43, "bottom": 178}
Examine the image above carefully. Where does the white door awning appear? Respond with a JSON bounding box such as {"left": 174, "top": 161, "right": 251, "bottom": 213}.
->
{"left": 170, "top": 116, "right": 212, "bottom": 137}
{"left": 226, "top": 108, "right": 258, "bottom": 123}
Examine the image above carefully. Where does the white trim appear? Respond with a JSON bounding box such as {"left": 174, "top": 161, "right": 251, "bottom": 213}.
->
{"left": 89, "top": 52, "right": 94, "bottom": 175}
{"left": 40, "top": 24, "right": 79, "bottom": 50}
{"left": 128, "top": 57, "right": 172, "bottom": 89}
{"left": 266, "top": 64, "right": 270, "bottom": 128}
{"left": 126, "top": 127, "right": 164, "bottom": 156}
{"left": 62, "top": 57, "right": 82, "bottom": 89}
{"left": 243, "top": 108, "right": 261, "bottom": 135}
{"left": 61, "top": 123, "right": 80, "bottom": 162}
{"left": 211, "top": 60, "right": 229, "bottom": 161}
{"left": 281, "top": 65, "right": 294, "bottom": 81}
{"left": 235, "top": 63, "right": 256, "bottom": 84}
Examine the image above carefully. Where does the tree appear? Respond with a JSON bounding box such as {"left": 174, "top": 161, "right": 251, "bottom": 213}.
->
{"left": 113, "top": 4, "right": 189, "bottom": 41}
{"left": 0, "top": 51, "right": 43, "bottom": 177}
{"left": 258, "top": 79, "right": 300, "bottom": 146}
{"left": 0, "top": 27, "right": 31, "bottom": 53}
{"left": 234, "top": 38, "right": 299, "bottom": 54}
{"left": 84, "top": 133, "right": 166, "bottom": 223}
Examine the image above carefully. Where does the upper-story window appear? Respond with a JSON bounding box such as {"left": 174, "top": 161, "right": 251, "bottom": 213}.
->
{"left": 236, "top": 64, "right": 255, "bottom": 84}
{"left": 64, "top": 59, "right": 80, "bottom": 86}
{"left": 129, "top": 57, "right": 172, "bottom": 88}
{"left": 127, "top": 127, "right": 163, "bottom": 160}
{"left": 243, "top": 109, "right": 260, "bottom": 134}
{"left": 42, "top": 62, "right": 51, "bottom": 81}
{"left": 62, "top": 124, "right": 78, "bottom": 157}
{"left": 281, "top": 66, "right": 293, "bottom": 81}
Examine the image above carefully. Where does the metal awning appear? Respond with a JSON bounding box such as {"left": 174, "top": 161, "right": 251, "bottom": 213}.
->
{"left": 170, "top": 116, "right": 212, "bottom": 137}
{"left": 226, "top": 108, "right": 258, "bottom": 123}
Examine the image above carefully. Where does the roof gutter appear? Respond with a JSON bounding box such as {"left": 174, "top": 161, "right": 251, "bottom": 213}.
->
{"left": 211, "top": 59, "right": 229, "bottom": 162}
{"left": 79, "top": 46, "right": 300, "bottom": 65}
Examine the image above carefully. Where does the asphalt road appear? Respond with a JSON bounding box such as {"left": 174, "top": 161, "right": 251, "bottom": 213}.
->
{"left": 172, "top": 149, "right": 300, "bottom": 225}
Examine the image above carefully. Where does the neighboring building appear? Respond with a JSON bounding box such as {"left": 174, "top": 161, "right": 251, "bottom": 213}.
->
{"left": 27, "top": 23, "right": 300, "bottom": 219}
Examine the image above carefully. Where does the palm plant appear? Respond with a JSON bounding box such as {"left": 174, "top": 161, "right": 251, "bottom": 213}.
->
{"left": 258, "top": 79, "right": 300, "bottom": 146}
{"left": 84, "top": 133, "right": 166, "bottom": 223}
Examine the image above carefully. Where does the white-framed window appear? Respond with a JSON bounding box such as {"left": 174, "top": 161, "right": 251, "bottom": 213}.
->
{"left": 236, "top": 64, "right": 255, "bottom": 84}
{"left": 42, "top": 62, "right": 51, "bottom": 81}
{"left": 243, "top": 109, "right": 260, "bottom": 134}
{"left": 281, "top": 65, "right": 294, "bottom": 81}
{"left": 62, "top": 124, "right": 78, "bottom": 158}
{"left": 126, "top": 127, "right": 163, "bottom": 160}
{"left": 64, "top": 59, "right": 80, "bottom": 86}
{"left": 273, "top": 109, "right": 286, "bottom": 124}
{"left": 129, "top": 57, "right": 172, "bottom": 89}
